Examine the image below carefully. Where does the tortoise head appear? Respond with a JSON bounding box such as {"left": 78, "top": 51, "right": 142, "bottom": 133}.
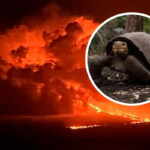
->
{"left": 106, "top": 37, "right": 139, "bottom": 58}
{"left": 112, "top": 41, "right": 128, "bottom": 56}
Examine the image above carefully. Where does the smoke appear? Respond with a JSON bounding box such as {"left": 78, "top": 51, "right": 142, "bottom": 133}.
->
{"left": 51, "top": 0, "right": 150, "bottom": 22}
{"left": 0, "top": 3, "right": 100, "bottom": 115}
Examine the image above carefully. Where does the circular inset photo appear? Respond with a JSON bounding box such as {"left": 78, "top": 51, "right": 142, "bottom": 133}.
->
{"left": 86, "top": 12, "right": 150, "bottom": 106}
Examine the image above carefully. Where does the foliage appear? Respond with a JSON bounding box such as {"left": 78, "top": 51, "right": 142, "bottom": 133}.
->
{"left": 89, "top": 15, "right": 150, "bottom": 55}
{"left": 144, "top": 18, "right": 150, "bottom": 33}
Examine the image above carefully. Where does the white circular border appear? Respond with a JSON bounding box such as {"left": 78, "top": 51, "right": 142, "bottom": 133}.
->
{"left": 85, "top": 12, "right": 150, "bottom": 106}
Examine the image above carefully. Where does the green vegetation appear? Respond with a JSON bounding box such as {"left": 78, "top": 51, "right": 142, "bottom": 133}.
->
{"left": 89, "top": 15, "right": 150, "bottom": 55}
{"left": 144, "top": 18, "right": 150, "bottom": 33}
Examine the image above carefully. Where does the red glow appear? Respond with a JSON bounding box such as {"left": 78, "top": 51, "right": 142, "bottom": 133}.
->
{"left": 0, "top": 4, "right": 149, "bottom": 124}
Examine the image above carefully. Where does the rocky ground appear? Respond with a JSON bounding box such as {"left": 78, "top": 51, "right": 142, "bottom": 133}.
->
{"left": 95, "top": 67, "right": 150, "bottom": 104}
{"left": 0, "top": 115, "right": 149, "bottom": 149}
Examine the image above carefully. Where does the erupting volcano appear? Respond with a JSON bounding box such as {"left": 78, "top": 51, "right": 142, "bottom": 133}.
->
{"left": 0, "top": 2, "right": 150, "bottom": 132}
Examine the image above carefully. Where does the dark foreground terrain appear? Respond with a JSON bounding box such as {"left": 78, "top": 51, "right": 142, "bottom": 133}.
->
{"left": 95, "top": 68, "right": 150, "bottom": 104}
{"left": 0, "top": 114, "right": 150, "bottom": 149}
{"left": 100, "top": 83, "right": 150, "bottom": 104}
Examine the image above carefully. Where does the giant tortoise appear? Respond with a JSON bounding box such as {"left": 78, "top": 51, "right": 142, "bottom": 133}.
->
{"left": 88, "top": 32, "right": 150, "bottom": 83}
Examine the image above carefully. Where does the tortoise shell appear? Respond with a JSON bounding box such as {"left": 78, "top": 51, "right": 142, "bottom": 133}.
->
{"left": 106, "top": 32, "right": 150, "bottom": 71}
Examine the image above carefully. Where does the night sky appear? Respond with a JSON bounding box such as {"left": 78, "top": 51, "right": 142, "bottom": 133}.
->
{"left": 1, "top": 0, "right": 150, "bottom": 28}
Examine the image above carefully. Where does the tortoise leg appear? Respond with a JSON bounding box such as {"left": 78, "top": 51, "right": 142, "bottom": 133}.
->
{"left": 110, "top": 56, "right": 127, "bottom": 73}
{"left": 125, "top": 55, "right": 150, "bottom": 81}
{"left": 88, "top": 55, "right": 113, "bottom": 80}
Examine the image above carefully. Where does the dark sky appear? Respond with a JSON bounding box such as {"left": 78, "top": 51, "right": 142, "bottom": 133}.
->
{"left": 1, "top": 0, "right": 150, "bottom": 28}
{"left": 0, "top": 0, "right": 49, "bottom": 28}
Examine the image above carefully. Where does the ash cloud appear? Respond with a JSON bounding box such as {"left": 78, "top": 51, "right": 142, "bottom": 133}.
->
{"left": 0, "top": 3, "right": 98, "bottom": 115}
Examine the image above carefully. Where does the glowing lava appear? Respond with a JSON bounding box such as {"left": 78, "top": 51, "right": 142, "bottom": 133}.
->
{"left": 69, "top": 124, "right": 101, "bottom": 130}
{"left": 88, "top": 103, "right": 102, "bottom": 113}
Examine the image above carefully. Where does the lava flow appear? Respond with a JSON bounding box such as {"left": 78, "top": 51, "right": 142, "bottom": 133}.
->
{"left": 0, "top": 3, "right": 150, "bottom": 129}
